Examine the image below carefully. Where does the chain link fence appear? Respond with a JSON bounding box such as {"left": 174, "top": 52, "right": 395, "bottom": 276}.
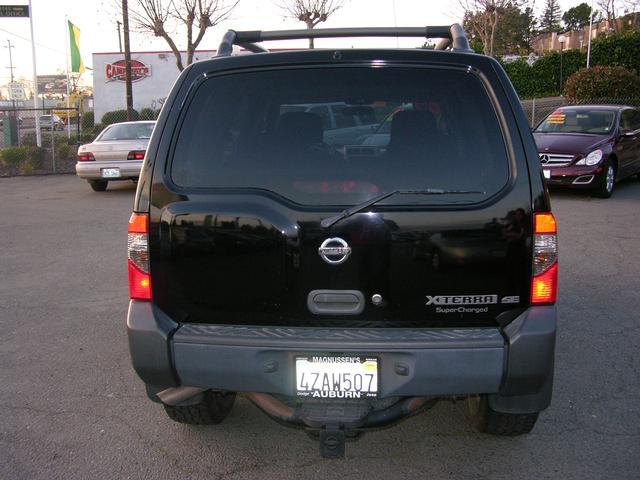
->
{"left": 2, "top": 98, "right": 639, "bottom": 177}
{"left": 0, "top": 107, "right": 81, "bottom": 177}
{"left": 521, "top": 97, "right": 640, "bottom": 127}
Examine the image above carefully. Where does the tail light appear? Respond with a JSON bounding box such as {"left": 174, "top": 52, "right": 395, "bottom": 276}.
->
{"left": 128, "top": 213, "right": 151, "bottom": 301}
{"left": 77, "top": 152, "right": 95, "bottom": 162}
{"left": 127, "top": 150, "right": 145, "bottom": 160}
{"left": 531, "top": 213, "right": 558, "bottom": 304}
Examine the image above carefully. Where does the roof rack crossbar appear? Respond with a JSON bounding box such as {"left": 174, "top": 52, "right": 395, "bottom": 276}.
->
{"left": 216, "top": 24, "right": 472, "bottom": 57}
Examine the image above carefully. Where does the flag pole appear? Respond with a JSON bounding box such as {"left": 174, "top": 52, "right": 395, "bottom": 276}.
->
{"left": 28, "top": 0, "right": 41, "bottom": 147}
{"left": 65, "top": 15, "right": 71, "bottom": 139}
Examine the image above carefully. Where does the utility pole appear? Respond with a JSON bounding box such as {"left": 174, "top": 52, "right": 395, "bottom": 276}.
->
{"left": 117, "top": 21, "right": 123, "bottom": 53}
{"left": 5, "top": 39, "right": 14, "bottom": 83}
{"left": 5, "top": 39, "right": 15, "bottom": 109}
{"left": 28, "top": 0, "right": 41, "bottom": 146}
{"left": 122, "top": 0, "right": 133, "bottom": 120}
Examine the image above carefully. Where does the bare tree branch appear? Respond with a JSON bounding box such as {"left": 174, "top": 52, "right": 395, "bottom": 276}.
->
{"left": 279, "top": 0, "right": 345, "bottom": 48}
{"left": 128, "top": 0, "right": 240, "bottom": 71}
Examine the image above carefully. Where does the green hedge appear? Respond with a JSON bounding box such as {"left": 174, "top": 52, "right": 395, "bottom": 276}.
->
{"left": 101, "top": 109, "right": 139, "bottom": 125}
{"left": 564, "top": 66, "right": 640, "bottom": 103}
{"left": 590, "top": 30, "right": 640, "bottom": 74}
{"left": 0, "top": 146, "right": 47, "bottom": 174}
{"left": 81, "top": 111, "right": 94, "bottom": 130}
{"left": 503, "top": 30, "right": 640, "bottom": 98}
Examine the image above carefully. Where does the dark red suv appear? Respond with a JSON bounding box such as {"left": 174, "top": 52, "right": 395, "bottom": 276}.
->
{"left": 534, "top": 105, "right": 640, "bottom": 197}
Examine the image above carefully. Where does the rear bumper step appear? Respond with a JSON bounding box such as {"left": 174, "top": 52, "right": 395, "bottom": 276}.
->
{"left": 127, "top": 302, "right": 556, "bottom": 411}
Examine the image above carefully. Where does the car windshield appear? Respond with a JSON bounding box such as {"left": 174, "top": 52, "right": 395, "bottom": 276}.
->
{"left": 99, "top": 123, "right": 154, "bottom": 140}
{"left": 40, "top": 115, "right": 51, "bottom": 120}
{"left": 535, "top": 109, "right": 616, "bottom": 134}
{"left": 171, "top": 67, "right": 510, "bottom": 206}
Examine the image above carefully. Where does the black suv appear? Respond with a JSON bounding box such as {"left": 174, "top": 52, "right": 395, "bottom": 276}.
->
{"left": 127, "top": 25, "right": 558, "bottom": 457}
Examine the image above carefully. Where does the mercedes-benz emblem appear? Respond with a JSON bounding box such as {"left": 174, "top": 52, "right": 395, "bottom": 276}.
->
{"left": 539, "top": 154, "right": 550, "bottom": 165}
{"left": 318, "top": 237, "right": 351, "bottom": 265}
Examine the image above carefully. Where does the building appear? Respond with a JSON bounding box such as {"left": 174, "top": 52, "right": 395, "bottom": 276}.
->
{"left": 532, "top": 13, "right": 640, "bottom": 55}
{"left": 92, "top": 50, "right": 216, "bottom": 122}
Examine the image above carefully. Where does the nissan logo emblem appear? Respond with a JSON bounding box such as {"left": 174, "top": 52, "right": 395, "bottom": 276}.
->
{"left": 318, "top": 237, "right": 351, "bottom": 265}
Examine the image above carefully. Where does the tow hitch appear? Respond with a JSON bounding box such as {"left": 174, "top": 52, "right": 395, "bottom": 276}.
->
{"left": 245, "top": 392, "right": 436, "bottom": 457}
{"left": 320, "top": 424, "right": 346, "bottom": 458}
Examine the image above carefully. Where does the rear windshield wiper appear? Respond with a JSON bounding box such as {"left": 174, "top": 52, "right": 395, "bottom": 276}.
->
{"left": 320, "top": 189, "right": 484, "bottom": 229}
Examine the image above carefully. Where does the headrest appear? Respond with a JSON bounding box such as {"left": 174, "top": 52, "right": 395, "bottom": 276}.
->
{"left": 276, "top": 112, "right": 323, "bottom": 147}
{"left": 389, "top": 110, "right": 437, "bottom": 147}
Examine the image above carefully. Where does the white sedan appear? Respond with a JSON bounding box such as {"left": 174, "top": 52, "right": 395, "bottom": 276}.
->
{"left": 76, "top": 121, "right": 155, "bottom": 191}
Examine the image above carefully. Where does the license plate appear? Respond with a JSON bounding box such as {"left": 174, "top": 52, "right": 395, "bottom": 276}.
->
{"left": 101, "top": 168, "right": 121, "bottom": 178}
{"left": 295, "top": 355, "right": 378, "bottom": 399}
{"left": 543, "top": 169, "right": 551, "bottom": 179}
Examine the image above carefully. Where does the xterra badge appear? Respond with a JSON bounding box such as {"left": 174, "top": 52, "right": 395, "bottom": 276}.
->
{"left": 426, "top": 295, "right": 498, "bottom": 306}
{"left": 426, "top": 295, "right": 520, "bottom": 313}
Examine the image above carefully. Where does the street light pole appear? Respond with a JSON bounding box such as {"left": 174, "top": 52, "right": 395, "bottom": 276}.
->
{"left": 587, "top": 0, "right": 594, "bottom": 67}
{"left": 559, "top": 35, "right": 566, "bottom": 93}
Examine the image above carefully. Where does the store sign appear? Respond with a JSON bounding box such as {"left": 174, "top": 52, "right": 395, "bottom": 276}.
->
{"left": 105, "top": 60, "right": 151, "bottom": 82}
{"left": 37, "top": 75, "right": 68, "bottom": 94}
{"left": 0, "top": 5, "right": 29, "bottom": 17}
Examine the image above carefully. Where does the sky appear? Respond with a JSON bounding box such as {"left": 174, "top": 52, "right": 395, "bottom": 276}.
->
{"left": 0, "top": 0, "right": 595, "bottom": 89}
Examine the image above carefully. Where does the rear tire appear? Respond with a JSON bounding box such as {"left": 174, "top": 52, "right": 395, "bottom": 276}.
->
{"left": 466, "top": 395, "right": 538, "bottom": 436}
{"left": 594, "top": 162, "right": 615, "bottom": 198}
{"left": 163, "top": 390, "right": 235, "bottom": 425}
{"left": 89, "top": 180, "right": 108, "bottom": 192}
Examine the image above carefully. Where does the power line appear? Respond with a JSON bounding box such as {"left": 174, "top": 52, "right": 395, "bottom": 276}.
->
{"left": 0, "top": 26, "right": 65, "bottom": 55}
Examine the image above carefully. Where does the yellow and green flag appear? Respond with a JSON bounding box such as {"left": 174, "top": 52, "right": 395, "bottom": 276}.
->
{"left": 68, "top": 20, "right": 84, "bottom": 73}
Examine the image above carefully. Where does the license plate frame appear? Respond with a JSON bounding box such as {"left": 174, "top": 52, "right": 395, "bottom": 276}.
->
{"left": 295, "top": 355, "right": 379, "bottom": 399}
{"left": 543, "top": 169, "right": 551, "bottom": 179}
{"left": 101, "top": 167, "right": 121, "bottom": 178}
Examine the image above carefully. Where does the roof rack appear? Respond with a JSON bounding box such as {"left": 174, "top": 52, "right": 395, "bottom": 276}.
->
{"left": 216, "top": 24, "right": 473, "bottom": 57}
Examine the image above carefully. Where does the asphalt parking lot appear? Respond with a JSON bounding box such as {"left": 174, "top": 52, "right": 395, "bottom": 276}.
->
{"left": 1, "top": 174, "right": 639, "bottom": 479}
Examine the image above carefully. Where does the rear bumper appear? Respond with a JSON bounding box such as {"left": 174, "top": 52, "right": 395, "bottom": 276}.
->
{"left": 75, "top": 160, "right": 142, "bottom": 180}
{"left": 127, "top": 302, "right": 556, "bottom": 413}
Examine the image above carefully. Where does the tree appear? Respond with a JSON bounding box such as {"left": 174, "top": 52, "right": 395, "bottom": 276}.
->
{"left": 462, "top": 1, "right": 537, "bottom": 56}
{"left": 498, "top": 4, "right": 537, "bottom": 54}
{"left": 129, "top": 0, "right": 240, "bottom": 71}
{"left": 461, "top": 0, "right": 516, "bottom": 57}
{"left": 563, "top": 3, "right": 597, "bottom": 30}
{"left": 539, "top": 0, "right": 563, "bottom": 33}
{"left": 280, "top": 0, "right": 344, "bottom": 48}
{"left": 599, "top": 0, "right": 640, "bottom": 32}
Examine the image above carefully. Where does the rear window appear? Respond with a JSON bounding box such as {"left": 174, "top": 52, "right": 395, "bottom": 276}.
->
{"left": 99, "top": 123, "right": 154, "bottom": 141}
{"left": 171, "top": 67, "right": 509, "bottom": 206}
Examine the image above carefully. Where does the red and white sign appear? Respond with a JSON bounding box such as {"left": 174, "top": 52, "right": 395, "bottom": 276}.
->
{"left": 105, "top": 59, "right": 151, "bottom": 82}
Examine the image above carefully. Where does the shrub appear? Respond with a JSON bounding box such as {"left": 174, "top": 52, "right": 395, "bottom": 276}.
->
{"left": 503, "top": 49, "right": 585, "bottom": 98}
{"left": 81, "top": 111, "right": 95, "bottom": 130}
{"left": 590, "top": 30, "right": 640, "bottom": 75}
{"left": 564, "top": 65, "right": 640, "bottom": 103}
{"left": 92, "top": 123, "right": 105, "bottom": 137}
{"left": 1, "top": 146, "right": 27, "bottom": 168}
{"left": 139, "top": 107, "right": 157, "bottom": 120}
{"left": 55, "top": 142, "right": 70, "bottom": 160}
{"left": 502, "top": 30, "right": 640, "bottom": 99}
{"left": 80, "top": 131, "right": 96, "bottom": 143}
{"left": 23, "top": 146, "right": 46, "bottom": 172}
{"left": 101, "top": 109, "right": 139, "bottom": 125}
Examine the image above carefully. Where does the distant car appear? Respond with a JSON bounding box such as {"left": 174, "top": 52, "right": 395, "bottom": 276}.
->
{"left": 534, "top": 105, "right": 640, "bottom": 198}
{"left": 39, "top": 114, "right": 64, "bottom": 131}
{"left": 75, "top": 121, "right": 155, "bottom": 191}
{"left": 0, "top": 115, "right": 23, "bottom": 127}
